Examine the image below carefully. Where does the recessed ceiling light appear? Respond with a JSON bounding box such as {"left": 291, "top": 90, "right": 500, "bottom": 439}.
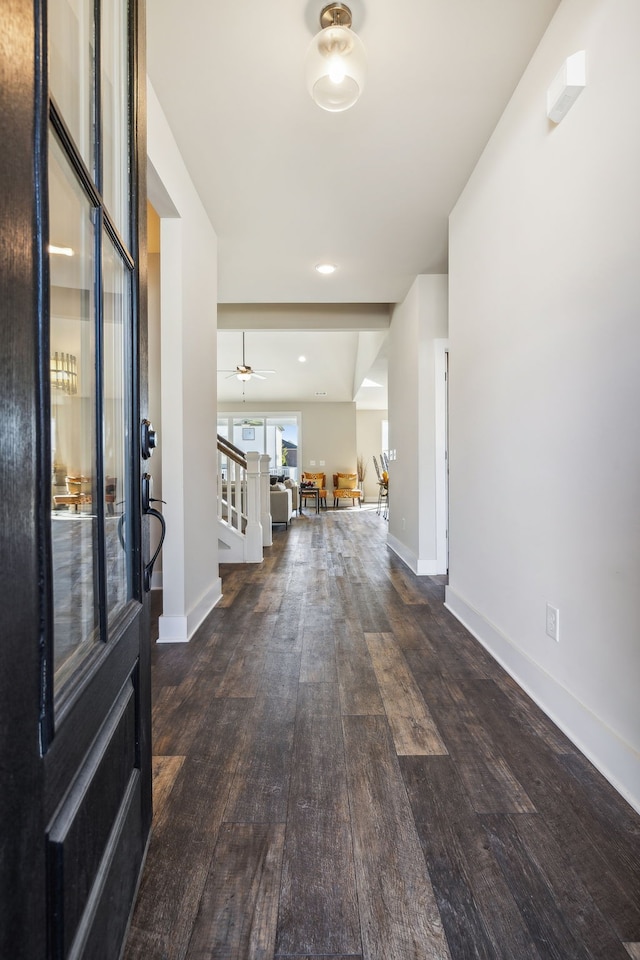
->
{"left": 298, "top": 355, "right": 307, "bottom": 363}
{"left": 315, "top": 263, "right": 336, "bottom": 275}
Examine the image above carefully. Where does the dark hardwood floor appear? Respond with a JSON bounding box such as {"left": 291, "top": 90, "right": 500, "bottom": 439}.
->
{"left": 125, "top": 505, "right": 640, "bottom": 960}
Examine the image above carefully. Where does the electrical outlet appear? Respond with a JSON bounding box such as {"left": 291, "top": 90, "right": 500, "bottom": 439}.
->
{"left": 546, "top": 603, "right": 559, "bottom": 642}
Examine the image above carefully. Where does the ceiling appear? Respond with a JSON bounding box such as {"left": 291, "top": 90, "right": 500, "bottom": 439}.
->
{"left": 147, "top": 0, "right": 561, "bottom": 405}
{"left": 216, "top": 304, "right": 390, "bottom": 407}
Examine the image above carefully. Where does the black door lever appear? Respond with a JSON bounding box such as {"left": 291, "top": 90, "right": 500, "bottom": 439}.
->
{"left": 142, "top": 472, "right": 166, "bottom": 592}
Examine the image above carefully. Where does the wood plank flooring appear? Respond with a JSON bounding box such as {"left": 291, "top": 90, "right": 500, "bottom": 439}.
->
{"left": 125, "top": 505, "right": 640, "bottom": 960}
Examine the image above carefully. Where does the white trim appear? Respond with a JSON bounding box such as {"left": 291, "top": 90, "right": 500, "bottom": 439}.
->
{"left": 387, "top": 534, "right": 439, "bottom": 576}
{"left": 416, "top": 556, "right": 438, "bottom": 576}
{"left": 434, "top": 339, "right": 449, "bottom": 575}
{"left": 445, "top": 585, "right": 640, "bottom": 815}
{"left": 157, "top": 615, "right": 188, "bottom": 643}
{"left": 157, "top": 577, "right": 223, "bottom": 644}
{"left": 187, "top": 579, "right": 223, "bottom": 638}
{"left": 387, "top": 534, "right": 418, "bottom": 574}
{"left": 156, "top": 215, "right": 187, "bottom": 631}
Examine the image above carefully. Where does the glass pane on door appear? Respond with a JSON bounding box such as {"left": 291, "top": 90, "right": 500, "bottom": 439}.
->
{"left": 102, "top": 0, "right": 130, "bottom": 239}
{"left": 103, "top": 232, "right": 132, "bottom": 625}
{"left": 49, "top": 0, "right": 95, "bottom": 175}
{"left": 49, "top": 129, "right": 99, "bottom": 690}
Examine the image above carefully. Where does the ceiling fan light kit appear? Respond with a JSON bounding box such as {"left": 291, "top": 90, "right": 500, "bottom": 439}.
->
{"left": 306, "top": 3, "right": 366, "bottom": 113}
{"left": 218, "top": 332, "right": 275, "bottom": 384}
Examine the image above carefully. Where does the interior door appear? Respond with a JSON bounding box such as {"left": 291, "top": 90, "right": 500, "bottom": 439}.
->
{"left": 0, "top": 1, "right": 151, "bottom": 958}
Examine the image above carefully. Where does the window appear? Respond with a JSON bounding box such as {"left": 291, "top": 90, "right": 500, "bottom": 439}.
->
{"left": 217, "top": 414, "right": 300, "bottom": 481}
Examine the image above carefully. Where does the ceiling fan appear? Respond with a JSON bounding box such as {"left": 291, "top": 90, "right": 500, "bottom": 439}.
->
{"left": 218, "top": 332, "right": 275, "bottom": 382}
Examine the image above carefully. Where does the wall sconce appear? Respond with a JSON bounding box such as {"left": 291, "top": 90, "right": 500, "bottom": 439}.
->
{"left": 51, "top": 351, "right": 78, "bottom": 395}
{"left": 306, "top": 3, "right": 366, "bottom": 112}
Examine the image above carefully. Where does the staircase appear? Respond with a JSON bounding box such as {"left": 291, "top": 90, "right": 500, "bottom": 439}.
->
{"left": 217, "top": 436, "right": 272, "bottom": 563}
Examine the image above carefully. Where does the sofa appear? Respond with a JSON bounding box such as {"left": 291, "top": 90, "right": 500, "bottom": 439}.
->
{"left": 270, "top": 482, "right": 296, "bottom": 528}
{"left": 270, "top": 478, "right": 298, "bottom": 512}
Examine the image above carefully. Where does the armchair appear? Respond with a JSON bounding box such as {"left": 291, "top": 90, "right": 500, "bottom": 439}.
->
{"left": 332, "top": 473, "right": 362, "bottom": 508}
{"left": 301, "top": 471, "right": 327, "bottom": 509}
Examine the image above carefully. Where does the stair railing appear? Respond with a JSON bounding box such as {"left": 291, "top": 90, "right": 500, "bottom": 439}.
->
{"left": 217, "top": 435, "right": 247, "bottom": 535}
{"left": 216, "top": 435, "right": 269, "bottom": 562}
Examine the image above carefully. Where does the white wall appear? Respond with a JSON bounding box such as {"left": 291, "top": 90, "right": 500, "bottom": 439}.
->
{"left": 147, "top": 247, "right": 162, "bottom": 589}
{"left": 147, "top": 80, "right": 222, "bottom": 642}
{"left": 447, "top": 0, "right": 640, "bottom": 811}
{"left": 388, "top": 275, "right": 448, "bottom": 574}
{"left": 218, "top": 401, "right": 357, "bottom": 490}
{"left": 301, "top": 402, "right": 357, "bottom": 484}
{"left": 356, "top": 409, "right": 388, "bottom": 502}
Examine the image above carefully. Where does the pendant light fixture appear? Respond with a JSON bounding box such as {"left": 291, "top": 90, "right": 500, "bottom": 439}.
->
{"left": 306, "top": 3, "right": 366, "bottom": 113}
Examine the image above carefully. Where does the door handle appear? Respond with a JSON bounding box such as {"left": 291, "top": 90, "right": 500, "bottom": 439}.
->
{"left": 142, "top": 472, "right": 166, "bottom": 592}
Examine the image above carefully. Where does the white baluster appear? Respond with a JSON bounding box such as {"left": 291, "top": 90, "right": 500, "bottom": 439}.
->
{"left": 232, "top": 460, "right": 243, "bottom": 533}
{"left": 244, "top": 451, "right": 263, "bottom": 562}
{"left": 260, "top": 453, "right": 272, "bottom": 547}
{"left": 217, "top": 447, "right": 224, "bottom": 521}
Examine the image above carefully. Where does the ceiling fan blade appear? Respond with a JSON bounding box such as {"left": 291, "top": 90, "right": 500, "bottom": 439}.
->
{"left": 220, "top": 334, "right": 274, "bottom": 382}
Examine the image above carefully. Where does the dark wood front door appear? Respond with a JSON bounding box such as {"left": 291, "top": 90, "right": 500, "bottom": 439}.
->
{"left": 0, "top": 1, "right": 151, "bottom": 958}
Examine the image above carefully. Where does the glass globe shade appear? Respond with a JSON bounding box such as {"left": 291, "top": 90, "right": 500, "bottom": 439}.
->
{"left": 306, "top": 24, "right": 366, "bottom": 112}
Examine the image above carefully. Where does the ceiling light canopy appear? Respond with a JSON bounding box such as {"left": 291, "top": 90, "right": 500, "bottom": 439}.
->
{"left": 306, "top": 3, "right": 366, "bottom": 113}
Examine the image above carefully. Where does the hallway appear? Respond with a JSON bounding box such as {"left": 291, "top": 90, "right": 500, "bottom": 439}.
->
{"left": 124, "top": 507, "right": 640, "bottom": 960}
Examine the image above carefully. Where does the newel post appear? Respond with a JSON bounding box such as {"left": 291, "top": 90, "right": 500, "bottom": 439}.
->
{"left": 245, "top": 451, "right": 263, "bottom": 563}
{"left": 260, "top": 454, "right": 272, "bottom": 547}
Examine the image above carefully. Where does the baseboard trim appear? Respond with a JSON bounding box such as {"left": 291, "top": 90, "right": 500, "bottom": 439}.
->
{"left": 386, "top": 534, "right": 439, "bottom": 576}
{"left": 187, "top": 578, "right": 223, "bottom": 640}
{"left": 445, "top": 585, "right": 640, "bottom": 815}
{"left": 157, "top": 578, "right": 223, "bottom": 644}
{"left": 157, "top": 615, "right": 188, "bottom": 643}
{"left": 387, "top": 534, "right": 418, "bottom": 574}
